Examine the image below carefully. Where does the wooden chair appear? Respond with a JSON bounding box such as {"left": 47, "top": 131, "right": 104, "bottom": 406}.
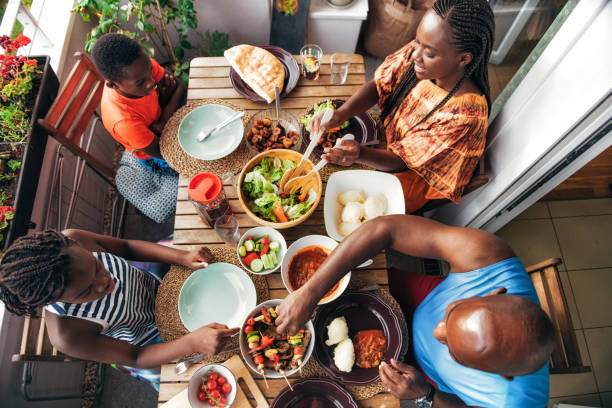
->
{"left": 37, "top": 52, "right": 125, "bottom": 236}
{"left": 11, "top": 309, "right": 104, "bottom": 401}
{"left": 527, "top": 258, "right": 591, "bottom": 374}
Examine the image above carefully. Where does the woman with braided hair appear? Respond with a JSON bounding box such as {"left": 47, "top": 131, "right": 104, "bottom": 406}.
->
{"left": 0, "top": 229, "right": 238, "bottom": 390}
{"left": 313, "top": 0, "right": 494, "bottom": 213}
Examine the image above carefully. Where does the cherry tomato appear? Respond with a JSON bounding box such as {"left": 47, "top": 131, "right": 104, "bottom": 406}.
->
{"left": 211, "top": 389, "right": 221, "bottom": 401}
{"left": 197, "top": 391, "right": 206, "bottom": 401}
{"left": 253, "top": 354, "right": 264, "bottom": 365}
{"left": 209, "top": 372, "right": 219, "bottom": 381}
{"left": 246, "top": 316, "right": 256, "bottom": 326}
{"left": 207, "top": 398, "right": 214, "bottom": 405}
{"left": 217, "top": 376, "right": 227, "bottom": 385}
{"left": 221, "top": 383, "right": 232, "bottom": 394}
{"left": 200, "top": 383, "right": 206, "bottom": 392}
{"left": 206, "top": 379, "right": 217, "bottom": 391}
{"left": 244, "top": 325, "right": 254, "bottom": 334}
{"left": 216, "top": 396, "right": 227, "bottom": 407}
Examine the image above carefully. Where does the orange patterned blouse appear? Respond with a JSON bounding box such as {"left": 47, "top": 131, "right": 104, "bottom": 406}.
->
{"left": 375, "top": 42, "right": 488, "bottom": 210}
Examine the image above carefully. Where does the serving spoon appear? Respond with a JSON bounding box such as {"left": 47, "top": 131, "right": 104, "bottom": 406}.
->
{"left": 280, "top": 108, "right": 333, "bottom": 192}
{"left": 283, "top": 134, "right": 355, "bottom": 195}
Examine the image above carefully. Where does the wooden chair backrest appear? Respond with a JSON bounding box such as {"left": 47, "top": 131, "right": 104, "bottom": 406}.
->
{"left": 37, "top": 52, "right": 114, "bottom": 184}
{"left": 527, "top": 258, "right": 591, "bottom": 374}
{"left": 12, "top": 309, "right": 72, "bottom": 363}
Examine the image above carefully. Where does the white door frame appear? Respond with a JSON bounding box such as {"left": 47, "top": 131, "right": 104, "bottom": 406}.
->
{"left": 432, "top": 0, "right": 612, "bottom": 233}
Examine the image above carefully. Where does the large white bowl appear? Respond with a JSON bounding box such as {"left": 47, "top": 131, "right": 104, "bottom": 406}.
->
{"left": 237, "top": 227, "right": 287, "bottom": 275}
{"left": 281, "top": 235, "right": 350, "bottom": 305}
{"left": 188, "top": 363, "right": 237, "bottom": 407}
{"left": 239, "top": 299, "right": 315, "bottom": 378}
{"left": 324, "top": 170, "right": 405, "bottom": 241}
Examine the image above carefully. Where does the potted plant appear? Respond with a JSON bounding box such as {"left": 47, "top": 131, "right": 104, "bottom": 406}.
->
{"left": 0, "top": 34, "right": 58, "bottom": 252}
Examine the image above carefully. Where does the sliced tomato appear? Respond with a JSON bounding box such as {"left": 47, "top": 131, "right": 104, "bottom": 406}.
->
{"left": 260, "top": 243, "right": 269, "bottom": 255}
{"left": 243, "top": 252, "right": 259, "bottom": 267}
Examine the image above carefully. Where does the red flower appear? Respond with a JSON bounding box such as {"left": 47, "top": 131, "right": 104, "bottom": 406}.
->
{"left": 15, "top": 34, "right": 31, "bottom": 48}
{"left": 0, "top": 206, "right": 16, "bottom": 214}
{"left": 24, "top": 58, "right": 37, "bottom": 66}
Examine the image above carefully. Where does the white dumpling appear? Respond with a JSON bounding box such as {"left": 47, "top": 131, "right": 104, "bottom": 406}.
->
{"left": 338, "top": 222, "right": 361, "bottom": 237}
{"left": 333, "top": 338, "right": 355, "bottom": 373}
{"left": 325, "top": 316, "right": 349, "bottom": 346}
{"left": 341, "top": 202, "right": 364, "bottom": 223}
{"left": 364, "top": 194, "right": 388, "bottom": 220}
{"left": 337, "top": 190, "right": 366, "bottom": 206}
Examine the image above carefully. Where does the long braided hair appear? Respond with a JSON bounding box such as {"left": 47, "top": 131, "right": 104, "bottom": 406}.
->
{"left": 381, "top": 0, "right": 495, "bottom": 127}
{"left": 0, "top": 230, "right": 74, "bottom": 316}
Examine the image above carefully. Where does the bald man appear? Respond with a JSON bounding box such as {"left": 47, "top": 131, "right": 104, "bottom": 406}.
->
{"left": 276, "top": 215, "right": 554, "bottom": 407}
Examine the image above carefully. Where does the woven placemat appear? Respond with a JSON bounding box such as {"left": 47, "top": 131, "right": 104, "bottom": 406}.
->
{"left": 300, "top": 278, "right": 409, "bottom": 401}
{"left": 160, "top": 99, "right": 253, "bottom": 178}
{"left": 154, "top": 246, "right": 270, "bottom": 365}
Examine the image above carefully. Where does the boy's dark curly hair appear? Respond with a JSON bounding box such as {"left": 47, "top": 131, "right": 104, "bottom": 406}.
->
{"left": 0, "top": 230, "right": 73, "bottom": 317}
{"left": 91, "top": 33, "right": 145, "bottom": 82}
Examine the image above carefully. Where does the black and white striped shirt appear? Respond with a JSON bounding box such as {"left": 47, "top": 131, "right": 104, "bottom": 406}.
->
{"left": 46, "top": 252, "right": 160, "bottom": 346}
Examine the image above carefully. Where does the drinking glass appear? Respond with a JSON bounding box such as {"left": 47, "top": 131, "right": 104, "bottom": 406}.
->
{"left": 214, "top": 215, "right": 240, "bottom": 246}
{"left": 331, "top": 53, "right": 351, "bottom": 85}
{"left": 300, "top": 44, "right": 323, "bottom": 80}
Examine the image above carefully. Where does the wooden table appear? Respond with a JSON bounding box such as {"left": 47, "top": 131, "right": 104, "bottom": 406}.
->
{"left": 158, "top": 54, "right": 399, "bottom": 408}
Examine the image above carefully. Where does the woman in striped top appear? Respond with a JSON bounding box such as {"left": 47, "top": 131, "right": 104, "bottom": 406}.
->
{"left": 0, "top": 229, "right": 239, "bottom": 388}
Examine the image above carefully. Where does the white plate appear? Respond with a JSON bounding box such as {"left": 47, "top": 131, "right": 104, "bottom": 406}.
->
{"left": 178, "top": 263, "right": 257, "bottom": 332}
{"left": 178, "top": 104, "right": 244, "bottom": 161}
{"left": 324, "top": 170, "right": 405, "bottom": 241}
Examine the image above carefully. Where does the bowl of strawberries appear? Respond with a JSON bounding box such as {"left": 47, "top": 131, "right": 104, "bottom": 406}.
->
{"left": 188, "top": 363, "right": 236, "bottom": 407}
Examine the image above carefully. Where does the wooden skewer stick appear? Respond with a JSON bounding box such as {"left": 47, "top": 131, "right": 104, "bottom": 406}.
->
{"left": 260, "top": 369, "right": 269, "bottom": 389}
{"left": 281, "top": 371, "right": 293, "bottom": 391}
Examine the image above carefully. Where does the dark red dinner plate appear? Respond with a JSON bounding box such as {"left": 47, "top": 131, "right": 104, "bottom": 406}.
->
{"left": 313, "top": 291, "right": 403, "bottom": 386}
{"left": 300, "top": 99, "right": 378, "bottom": 159}
{"left": 271, "top": 378, "right": 358, "bottom": 408}
{"left": 229, "top": 45, "right": 300, "bottom": 102}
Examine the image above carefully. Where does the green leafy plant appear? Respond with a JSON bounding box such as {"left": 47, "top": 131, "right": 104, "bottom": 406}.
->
{"left": 199, "top": 30, "right": 231, "bottom": 57}
{"left": 73, "top": 0, "right": 201, "bottom": 83}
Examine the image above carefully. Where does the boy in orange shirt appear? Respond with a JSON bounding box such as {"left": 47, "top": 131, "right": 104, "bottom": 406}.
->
{"left": 91, "top": 33, "right": 185, "bottom": 223}
{"left": 92, "top": 33, "right": 185, "bottom": 169}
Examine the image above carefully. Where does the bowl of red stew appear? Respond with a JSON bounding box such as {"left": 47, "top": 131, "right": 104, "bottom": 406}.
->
{"left": 281, "top": 235, "right": 351, "bottom": 305}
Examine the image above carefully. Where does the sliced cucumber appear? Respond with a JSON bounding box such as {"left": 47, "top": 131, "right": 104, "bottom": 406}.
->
{"left": 250, "top": 258, "right": 264, "bottom": 272}
{"left": 244, "top": 240, "right": 255, "bottom": 252}
{"left": 268, "top": 251, "right": 278, "bottom": 266}
{"left": 261, "top": 254, "right": 272, "bottom": 269}
{"left": 238, "top": 245, "right": 247, "bottom": 257}
{"left": 256, "top": 243, "right": 263, "bottom": 253}
{"left": 269, "top": 241, "right": 280, "bottom": 251}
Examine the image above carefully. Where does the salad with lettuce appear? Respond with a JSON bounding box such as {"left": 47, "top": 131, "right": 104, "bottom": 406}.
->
{"left": 242, "top": 157, "right": 318, "bottom": 223}
{"left": 300, "top": 100, "right": 350, "bottom": 132}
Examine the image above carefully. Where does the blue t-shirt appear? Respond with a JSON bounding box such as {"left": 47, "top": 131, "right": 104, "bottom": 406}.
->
{"left": 413, "top": 257, "right": 549, "bottom": 407}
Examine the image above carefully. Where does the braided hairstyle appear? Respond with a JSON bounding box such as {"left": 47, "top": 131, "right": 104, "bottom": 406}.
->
{"left": 0, "top": 230, "right": 74, "bottom": 316}
{"left": 381, "top": 0, "right": 495, "bottom": 127}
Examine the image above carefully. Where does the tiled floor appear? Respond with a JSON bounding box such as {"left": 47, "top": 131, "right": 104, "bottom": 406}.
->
{"left": 496, "top": 198, "right": 612, "bottom": 407}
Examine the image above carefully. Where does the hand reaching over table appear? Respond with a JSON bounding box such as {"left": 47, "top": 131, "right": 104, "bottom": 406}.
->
{"left": 189, "top": 323, "right": 239, "bottom": 356}
{"left": 181, "top": 246, "right": 214, "bottom": 269}
{"left": 275, "top": 286, "right": 318, "bottom": 336}
{"left": 322, "top": 139, "right": 361, "bottom": 166}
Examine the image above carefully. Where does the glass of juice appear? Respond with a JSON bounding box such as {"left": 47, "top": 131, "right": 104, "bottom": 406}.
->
{"left": 300, "top": 44, "right": 323, "bottom": 80}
